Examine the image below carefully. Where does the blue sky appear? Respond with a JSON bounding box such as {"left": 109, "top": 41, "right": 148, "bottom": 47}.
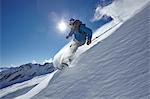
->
{"left": 1, "top": 0, "right": 113, "bottom": 66}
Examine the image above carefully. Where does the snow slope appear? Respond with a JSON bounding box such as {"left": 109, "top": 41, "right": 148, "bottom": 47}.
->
{"left": 0, "top": 63, "right": 55, "bottom": 89}
{"left": 52, "top": 15, "right": 123, "bottom": 70}
{"left": 29, "top": 3, "right": 150, "bottom": 99}
{"left": 93, "top": 0, "right": 149, "bottom": 21}
{"left": 0, "top": 74, "right": 48, "bottom": 99}
{"left": 14, "top": 70, "right": 58, "bottom": 99}
{"left": 53, "top": 0, "right": 149, "bottom": 69}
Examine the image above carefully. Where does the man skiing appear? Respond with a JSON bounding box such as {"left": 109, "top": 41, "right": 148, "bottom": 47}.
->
{"left": 54, "top": 18, "right": 93, "bottom": 70}
{"left": 66, "top": 18, "right": 93, "bottom": 54}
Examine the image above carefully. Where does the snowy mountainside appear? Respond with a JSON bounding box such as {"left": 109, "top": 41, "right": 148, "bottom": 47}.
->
{"left": 0, "top": 74, "right": 48, "bottom": 99}
{"left": 0, "top": 1, "right": 149, "bottom": 99}
{"left": 53, "top": 0, "right": 149, "bottom": 69}
{"left": 0, "top": 67, "right": 10, "bottom": 72}
{"left": 93, "top": 0, "right": 149, "bottom": 21}
{"left": 0, "top": 63, "right": 55, "bottom": 89}
{"left": 31, "top": 4, "right": 150, "bottom": 99}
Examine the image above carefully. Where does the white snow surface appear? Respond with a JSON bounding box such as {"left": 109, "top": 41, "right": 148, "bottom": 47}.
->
{"left": 93, "top": 0, "right": 149, "bottom": 21}
{"left": 20, "top": 2, "right": 149, "bottom": 99}
{"left": 14, "top": 70, "right": 58, "bottom": 99}
{"left": 53, "top": 0, "right": 149, "bottom": 69}
{"left": 53, "top": 15, "right": 123, "bottom": 69}
{"left": 0, "top": 74, "right": 48, "bottom": 99}
{"left": 0, "top": 63, "right": 54, "bottom": 89}
{"left": 1, "top": 1, "right": 149, "bottom": 99}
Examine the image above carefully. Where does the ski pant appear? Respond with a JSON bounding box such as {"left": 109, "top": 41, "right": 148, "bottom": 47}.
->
{"left": 70, "top": 39, "right": 85, "bottom": 54}
{"left": 61, "top": 39, "right": 85, "bottom": 65}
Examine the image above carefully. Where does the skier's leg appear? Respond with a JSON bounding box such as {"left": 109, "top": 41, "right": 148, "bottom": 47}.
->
{"left": 70, "top": 40, "right": 80, "bottom": 54}
{"left": 64, "top": 40, "right": 79, "bottom": 64}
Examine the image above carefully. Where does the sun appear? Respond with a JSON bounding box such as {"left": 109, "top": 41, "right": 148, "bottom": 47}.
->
{"left": 57, "top": 20, "right": 67, "bottom": 32}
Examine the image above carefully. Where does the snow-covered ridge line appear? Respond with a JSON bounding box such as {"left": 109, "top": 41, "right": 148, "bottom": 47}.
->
{"left": 93, "top": 0, "right": 150, "bottom": 21}
{"left": 0, "top": 62, "right": 55, "bottom": 89}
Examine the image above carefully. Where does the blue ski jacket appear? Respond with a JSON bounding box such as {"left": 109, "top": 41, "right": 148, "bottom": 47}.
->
{"left": 68, "top": 24, "right": 92, "bottom": 44}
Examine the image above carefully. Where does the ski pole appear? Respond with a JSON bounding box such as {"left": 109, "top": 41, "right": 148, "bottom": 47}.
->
{"left": 92, "top": 21, "right": 121, "bottom": 42}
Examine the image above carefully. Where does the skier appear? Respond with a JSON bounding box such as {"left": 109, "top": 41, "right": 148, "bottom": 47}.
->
{"left": 55, "top": 18, "right": 93, "bottom": 70}
{"left": 66, "top": 18, "right": 93, "bottom": 56}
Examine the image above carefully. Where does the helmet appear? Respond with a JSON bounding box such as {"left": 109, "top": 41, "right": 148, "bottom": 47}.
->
{"left": 69, "top": 18, "right": 75, "bottom": 26}
{"left": 69, "top": 18, "right": 75, "bottom": 22}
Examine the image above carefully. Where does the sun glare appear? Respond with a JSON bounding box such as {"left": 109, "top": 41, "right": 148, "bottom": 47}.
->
{"left": 58, "top": 20, "right": 67, "bottom": 32}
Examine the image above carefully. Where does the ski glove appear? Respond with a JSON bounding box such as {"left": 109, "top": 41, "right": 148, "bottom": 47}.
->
{"left": 87, "top": 40, "right": 91, "bottom": 45}
{"left": 66, "top": 35, "right": 69, "bottom": 39}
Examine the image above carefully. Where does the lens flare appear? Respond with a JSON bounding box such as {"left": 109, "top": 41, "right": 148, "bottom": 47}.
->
{"left": 58, "top": 20, "right": 67, "bottom": 32}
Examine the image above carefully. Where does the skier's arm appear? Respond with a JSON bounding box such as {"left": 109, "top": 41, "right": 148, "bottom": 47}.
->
{"left": 86, "top": 28, "right": 92, "bottom": 41}
{"left": 66, "top": 30, "right": 74, "bottom": 39}
{"left": 80, "top": 25, "right": 92, "bottom": 44}
{"left": 86, "top": 29, "right": 92, "bottom": 45}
